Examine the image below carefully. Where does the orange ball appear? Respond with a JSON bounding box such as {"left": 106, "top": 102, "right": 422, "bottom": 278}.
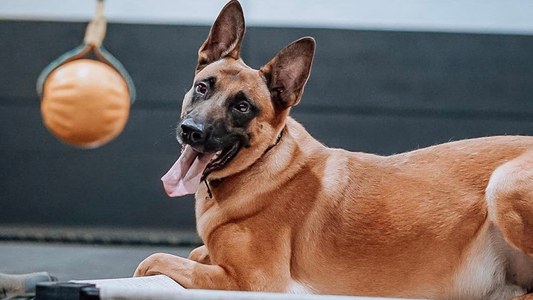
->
{"left": 41, "top": 59, "right": 130, "bottom": 148}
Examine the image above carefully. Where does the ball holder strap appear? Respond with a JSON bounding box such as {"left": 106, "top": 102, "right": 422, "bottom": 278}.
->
{"left": 36, "top": 0, "right": 136, "bottom": 104}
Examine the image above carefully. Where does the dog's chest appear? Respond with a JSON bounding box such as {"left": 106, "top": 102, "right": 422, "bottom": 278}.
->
{"left": 194, "top": 188, "right": 258, "bottom": 242}
{"left": 194, "top": 193, "right": 221, "bottom": 242}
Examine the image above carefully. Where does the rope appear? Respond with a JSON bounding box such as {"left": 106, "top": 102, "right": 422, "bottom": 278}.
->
{"left": 84, "top": 0, "right": 107, "bottom": 47}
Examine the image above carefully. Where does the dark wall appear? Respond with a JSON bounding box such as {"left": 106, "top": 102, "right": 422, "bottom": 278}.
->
{"left": 1, "top": 21, "right": 533, "bottom": 231}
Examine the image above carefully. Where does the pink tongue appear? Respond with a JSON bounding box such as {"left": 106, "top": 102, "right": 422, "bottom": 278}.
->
{"left": 161, "top": 145, "right": 215, "bottom": 197}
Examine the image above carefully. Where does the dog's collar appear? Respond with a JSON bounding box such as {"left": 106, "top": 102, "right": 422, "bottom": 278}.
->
{"left": 263, "top": 127, "right": 284, "bottom": 156}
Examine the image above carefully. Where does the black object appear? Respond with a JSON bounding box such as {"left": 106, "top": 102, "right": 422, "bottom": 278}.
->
{"left": 35, "top": 282, "right": 100, "bottom": 300}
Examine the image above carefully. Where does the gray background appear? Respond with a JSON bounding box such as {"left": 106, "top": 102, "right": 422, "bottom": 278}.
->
{"left": 1, "top": 20, "right": 533, "bottom": 239}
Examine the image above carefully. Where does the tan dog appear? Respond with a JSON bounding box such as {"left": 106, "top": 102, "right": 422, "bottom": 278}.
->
{"left": 134, "top": 1, "right": 533, "bottom": 299}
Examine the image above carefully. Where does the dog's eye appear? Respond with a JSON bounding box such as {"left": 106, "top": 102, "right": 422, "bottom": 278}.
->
{"left": 234, "top": 101, "right": 250, "bottom": 113}
{"left": 195, "top": 82, "right": 207, "bottom": 95}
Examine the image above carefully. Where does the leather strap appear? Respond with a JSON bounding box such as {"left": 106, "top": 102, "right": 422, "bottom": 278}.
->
{"left": 36, "top": 0, "right": 137, "bottom": 104}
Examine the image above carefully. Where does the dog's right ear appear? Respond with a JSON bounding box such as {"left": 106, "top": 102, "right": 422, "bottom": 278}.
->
{"left": 196, "top": 0, "right": 245, "bottom": 73}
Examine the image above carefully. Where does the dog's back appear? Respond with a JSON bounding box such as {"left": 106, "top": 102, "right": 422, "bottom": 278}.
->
{"left": 282, "top": 127, "right": 533, "bottom": 298}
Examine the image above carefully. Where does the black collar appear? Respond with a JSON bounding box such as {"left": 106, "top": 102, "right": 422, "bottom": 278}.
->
{"left": 263, "top": 127, "right": 284, "bottom": 156}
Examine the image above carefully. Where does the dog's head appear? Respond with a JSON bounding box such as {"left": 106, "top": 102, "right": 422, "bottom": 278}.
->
{"left": 162, "top": 0, "right": 315, "bottom": 197}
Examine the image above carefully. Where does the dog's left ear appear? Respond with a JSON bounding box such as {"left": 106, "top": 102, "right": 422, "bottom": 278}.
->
{"left": 260, "top": 37, "right": 315, "bottom": 110}
{"left": 196, "top": 0, "right": 245, "bottom": 73}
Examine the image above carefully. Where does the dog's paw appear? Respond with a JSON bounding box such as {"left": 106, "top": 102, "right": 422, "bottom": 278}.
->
{"left": 133, "top": 253, "right": 173, "bottom": 277}
{"left": 188, "top": 245, "right": 211, "bottom": 265}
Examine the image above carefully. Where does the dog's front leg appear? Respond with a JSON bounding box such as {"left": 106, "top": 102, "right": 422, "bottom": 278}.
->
{"left": 133, "top": 253, "right": 238, "bottom": 290}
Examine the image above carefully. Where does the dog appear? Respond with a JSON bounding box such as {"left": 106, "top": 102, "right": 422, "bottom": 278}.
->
{"left": 134, "top": 1, "right": 533, "bottom": 299}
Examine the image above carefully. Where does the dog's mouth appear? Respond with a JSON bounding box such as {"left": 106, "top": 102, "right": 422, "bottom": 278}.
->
{"left": 203, "top": 142, "right": 242, "bottom": 178}
{"left": 161, "top": 142, "right": 241, "bottom": 198}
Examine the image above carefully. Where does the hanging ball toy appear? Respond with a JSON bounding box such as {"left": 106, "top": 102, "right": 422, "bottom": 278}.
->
{"left": 41, "top": 60, "right": 130, "bottom": 148}
{"left": 36, "top": 0, "right": 136, "bottom": 149}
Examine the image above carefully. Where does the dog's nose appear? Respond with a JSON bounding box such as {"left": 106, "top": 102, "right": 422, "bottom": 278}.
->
{"left": 180, "top": 119, "right": 206, "bottom": 145}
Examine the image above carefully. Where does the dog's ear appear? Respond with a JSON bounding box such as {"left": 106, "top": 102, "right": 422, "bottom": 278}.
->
{"left": 196, "top": 0, "right": 245, "bottom": 73}
{"left": 260, "top": 37, "right": 315, "bottom": 110}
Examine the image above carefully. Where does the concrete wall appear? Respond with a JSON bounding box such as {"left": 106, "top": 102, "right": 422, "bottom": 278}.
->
{"left": 1, "top": 0, "right": 533, "bottom": 34}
